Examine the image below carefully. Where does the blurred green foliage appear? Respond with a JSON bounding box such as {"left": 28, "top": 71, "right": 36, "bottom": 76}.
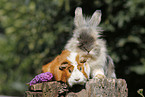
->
{"left": 0, "top": 0, "right": 145, "bottom": 96}
{"left": 0, "top": 0, "right": 73, "bottom": 95}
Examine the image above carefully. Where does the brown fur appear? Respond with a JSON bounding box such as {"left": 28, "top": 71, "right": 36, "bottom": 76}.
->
{"left": 75, "top": 54, "right": 88, "bottom": 79}
{"left": 42, "top": 50, "right": 72, "bottom": 83}
{"left": 42, "top": 50, "right": 89, "bottom": 84}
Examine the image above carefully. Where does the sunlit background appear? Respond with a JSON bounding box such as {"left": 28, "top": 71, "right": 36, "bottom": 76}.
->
{"left": 0, "top": 0, "right": 145, "bottom": 96}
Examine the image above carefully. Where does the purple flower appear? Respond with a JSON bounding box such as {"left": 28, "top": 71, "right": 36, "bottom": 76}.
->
{"left": 29, "top": 72, "right": 53, "bottom": 86}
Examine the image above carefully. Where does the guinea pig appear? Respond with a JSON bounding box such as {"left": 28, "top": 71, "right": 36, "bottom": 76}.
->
{"left": 42, "top": 50, "right": 90, "bottom": 87}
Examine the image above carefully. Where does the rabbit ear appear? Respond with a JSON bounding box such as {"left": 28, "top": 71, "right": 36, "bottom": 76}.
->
{"left": 89, "top": 10, "right": 102, "bottom": 26}
{"left": 74, "top": 7, "right": 85, "bottom": 27}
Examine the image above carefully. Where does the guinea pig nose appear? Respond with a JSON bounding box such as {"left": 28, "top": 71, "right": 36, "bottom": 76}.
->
{"left": 75, "top": 78, "right": 80, "bottom": 81}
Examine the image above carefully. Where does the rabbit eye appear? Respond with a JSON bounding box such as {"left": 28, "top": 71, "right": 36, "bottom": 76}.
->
{"left": 80, "top": 60, "right": 86, "bottom": 63}
{"left": 80, "top": 57, "right": 87, "bottom": 63}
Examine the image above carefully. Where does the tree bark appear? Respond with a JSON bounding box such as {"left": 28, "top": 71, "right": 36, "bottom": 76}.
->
{"left": 25, "top": 78, "right": 128, "bottom": 97}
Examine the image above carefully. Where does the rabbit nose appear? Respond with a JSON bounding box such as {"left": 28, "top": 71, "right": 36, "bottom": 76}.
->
{"left": 75, "top": 78, "right": 80, "bottom": 81}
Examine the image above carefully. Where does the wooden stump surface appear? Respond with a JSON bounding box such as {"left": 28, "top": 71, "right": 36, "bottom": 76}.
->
{"left": 25, "top": 78, "right": 128, "bottom": 97}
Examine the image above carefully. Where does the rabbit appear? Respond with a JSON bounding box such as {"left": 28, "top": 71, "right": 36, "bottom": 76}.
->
{"left": 42, "top": 50, "right": 90, "bottom": 87}
{"left": 65, "top": 7, "right": 116, "bottom": 79}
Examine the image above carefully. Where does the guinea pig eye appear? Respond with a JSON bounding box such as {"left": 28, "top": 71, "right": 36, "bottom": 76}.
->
{"left": 62, "top": 62, "right": 68, "bottom": 65}
{"left": 68, "top": 69, "right": 72, "bottom": 73}
{"left": 79, "top": 67, "right": 82, "bottom": 71}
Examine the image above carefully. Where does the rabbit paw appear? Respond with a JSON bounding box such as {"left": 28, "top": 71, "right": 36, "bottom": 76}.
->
{"left": 95, "top": 74, "right": 106, "bottom": 79}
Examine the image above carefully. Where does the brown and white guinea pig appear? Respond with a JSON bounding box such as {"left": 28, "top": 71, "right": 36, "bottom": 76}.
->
{"left": 42, "top": 50, "right": 90, "bottom": 87}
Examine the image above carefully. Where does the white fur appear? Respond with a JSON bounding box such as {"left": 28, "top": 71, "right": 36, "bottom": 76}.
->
{"left": 65, "top": 27, "right": 107, "bottom": 78}
{"left": 65, "top": 7, "right": 116, "bottom": 79}
{"left": 67, "top": 52, "right": 78, "bottom": 66}
{"left": 67, "top": 52, "right": 90, "bottom": 87}
{"left": 84, "top": 63, "right": 90, "bottom": 79}
{"left": 67, "top": 65, "right": 87, "bottom": 87}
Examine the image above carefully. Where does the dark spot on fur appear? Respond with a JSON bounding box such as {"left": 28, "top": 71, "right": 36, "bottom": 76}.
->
{"left": 77, "top": 31, "right": 95, "bottom": 52}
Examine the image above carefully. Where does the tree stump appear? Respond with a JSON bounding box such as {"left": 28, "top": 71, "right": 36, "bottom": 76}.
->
{"left": 25, "top": 78, "right": 128, "bottom": 97}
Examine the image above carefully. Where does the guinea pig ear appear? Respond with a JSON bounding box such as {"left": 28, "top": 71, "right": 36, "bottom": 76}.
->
{"left": 89, "top": 10, "right": 102, "bottom": 27}
{"left": 74, "top": 7, "right": 86, "bottom": 27}
{"left": 59, "top": 64, "right": 68, "bottom": 70}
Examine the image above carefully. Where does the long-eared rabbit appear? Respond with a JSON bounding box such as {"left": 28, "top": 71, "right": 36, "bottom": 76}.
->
{"left": 65, "top": 7, "right": 116, "bottom": 79}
